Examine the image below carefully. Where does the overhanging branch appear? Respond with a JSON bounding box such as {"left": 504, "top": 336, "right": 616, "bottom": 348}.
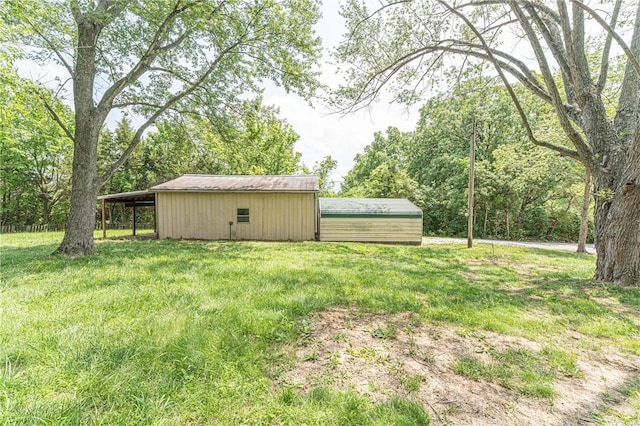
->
{"left": 571, "top": 0, "right": 640, "bottom": 79}
{"left": 596, "top": 0, "right": 622, "bottom": 94}
{"left": 33, "top": 88, "right": 75, "bottom": 143}
{"left": 336, "top": 39, "right": 587, "bottom": 124}
{"left": 100, "top": 39, "right": 242, "bottom": 183}
{"left": 438, "top": 0, "right": 581, "bottom": 161}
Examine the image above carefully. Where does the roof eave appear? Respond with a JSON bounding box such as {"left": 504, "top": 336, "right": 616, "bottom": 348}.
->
{"left": 151, "top": 189, "right": 318, "bottom": 193}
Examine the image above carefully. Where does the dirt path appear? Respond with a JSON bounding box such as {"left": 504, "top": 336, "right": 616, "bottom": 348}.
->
{"left": 422, "top": 237, "right": 596, "bottom": 255}
{"left": 287, "top": 309, "right": 639, "bottom": 425}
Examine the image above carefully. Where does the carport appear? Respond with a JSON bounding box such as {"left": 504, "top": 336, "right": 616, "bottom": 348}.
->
{"left": 97, "top": 190, "right": 156, "bottom": 238}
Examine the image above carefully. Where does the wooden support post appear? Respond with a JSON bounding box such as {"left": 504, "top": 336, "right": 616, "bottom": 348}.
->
{"left": 467, "top": 117, "right": 475, "bottom": 249}
{"left": 132, "top": 203, "right": 137, "bottom": 237}
{"left": 154, "top": 194, "right": 159, "bottom": 239}
{"left": 102, "top": 199, "right": 106, "bottom": 240}
{"left": 153, "top": 195, "right": 157, "bottom": 236}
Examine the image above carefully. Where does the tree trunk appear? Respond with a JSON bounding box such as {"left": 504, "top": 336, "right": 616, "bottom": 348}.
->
{"left": 592, "top": 4, "right": 640, "bottom": 284}
{"left": 593, "top": 183, "right": 640, "bottom": 285}
{"left": 505, "top": 206, "right": 510, "bottom": 240}
{"left": 577, "top": 170, "right": 591, "bottom": 254}
{"left": 55, "top": 18, "right": 104, "bottom": 256}
{"left": 570, "top": 0, "right": 640, "bottom": 284}
{"left": 593, "top": 124, "right": 640, "bottom": 285}
{"left": 483, "top": 204, "right": 488, "bottom": 238}
{"left": 55, "top": 119, "right": 101, "bottom": 256}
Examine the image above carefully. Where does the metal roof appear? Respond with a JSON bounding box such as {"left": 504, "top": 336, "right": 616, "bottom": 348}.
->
{"left": 319, "top": 198, "right": 423, "bottom": 218}
{"left": 150, "top": 175, "right": 319, "bottom": 192}
{"left": 98, "top": 190, "right": 155, "bottom": 203}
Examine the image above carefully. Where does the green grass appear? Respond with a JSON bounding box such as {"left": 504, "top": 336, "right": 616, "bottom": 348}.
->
{"left": 1, "top": 232, "right": 639, "bottom": 424}
{"left": 453, "top": 348, "right": 557, "bottom": 398}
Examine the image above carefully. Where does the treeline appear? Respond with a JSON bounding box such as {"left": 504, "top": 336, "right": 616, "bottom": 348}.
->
{"left": 340, "top": 79, "right": 591, "bottom": 242}
{"left": 2, "top": 57, "right": 591, "bottom": 241}
{"left": 1, "top": 60, "right": 73, "bottom": 227}
{"left": 1, "top": 63, "right": 335, "bottom": 228}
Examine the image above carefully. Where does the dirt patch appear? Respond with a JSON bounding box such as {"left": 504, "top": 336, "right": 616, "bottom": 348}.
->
{"left": 284, "top": 308, "right": 640, "bottom": 425}
{"left": 591, "top": 297, "right": 640, "bottom": 326}
{"left": 463, "top": 258, "right": 566, "bottom": 284}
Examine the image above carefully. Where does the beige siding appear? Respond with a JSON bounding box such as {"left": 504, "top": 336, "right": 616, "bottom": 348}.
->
{"left": 157, "top": 192, "right": 315, "bottom": 241}
{"left": 319, "top": 217, "right": 422, "bottom": 244}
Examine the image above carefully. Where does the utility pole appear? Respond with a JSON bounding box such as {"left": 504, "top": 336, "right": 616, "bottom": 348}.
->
{"left": 467, "top": 117, "right": 475, "bottom": 248}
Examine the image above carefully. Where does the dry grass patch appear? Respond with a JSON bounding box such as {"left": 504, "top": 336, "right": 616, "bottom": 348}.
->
{"left": 287, "top": 308, "right": 640, "bottom": 425}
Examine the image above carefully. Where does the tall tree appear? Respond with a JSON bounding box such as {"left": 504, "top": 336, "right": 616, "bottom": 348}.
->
{"left": 141, "top": 119, "right": 205, "bottom": 185}
{"left": 334, "top": 0, "right": 640, "bottom": 284}
{"left": 342, "top": 128, "right": 420, "bottom": 201}
{"left": 5, "top": 0, "right": 321, "bottom": 256}
{"left": 99, "top": 118, "right": 145, "bottom": 194}
{"left": 342, "top": 127, "right": 410, "bottom": 194}
{"left": 342, "top": 83, "right": 584, "bottom": 240}
{"left": 311, "top": 156, "right": 338, "bottom": 196}
{"left": 0, "top": 61, "right": 73, "bottom": 227}
{"left": 138, "top": 98, "right": 306, "bottom": 183}
{"left": 200, "top": 99, "right": 304, "bottom": 175}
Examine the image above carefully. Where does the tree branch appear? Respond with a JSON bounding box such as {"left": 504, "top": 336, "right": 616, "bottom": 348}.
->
{"left": 510, "top": 1, "right": 592, "bottom": 167}
{"left": 337, "top": 39, "right": 587, "bottom": 123}
{"left": 596, "top": 0, "right": 622, "bottom": 94}
{"left": 69, "top": 0, "right": 82, "bottom": 24}
{"left": 96, "top": 1, "right": 202, "bottom": 114}
{"left": 347, "top": 0, "right": 412, "bottom": 46}
{"left": 438, "top": 0, "right": 580, "bottom": 160}
{"left": 100, "top": 39, "right": 242, "bottom": 183}
{"left": 523, "top": 3, "right": 575, "bottom": 104}
{"left": 570, "top": 2, "right": 593, "bottom": 86}
{"left": 23, "top": 15, "right": 74, "bottom": 76}
{"left": 570, "top": 0, "right": 640, "bottom": 79}
{"left": 459, "top": 0, "right": 561, "bottom": 24}
{"left": 111, "top": 101, "right": 164, "bottom": 109}
{"left": 33, "top": 88, "right": 75, "bottom": 143}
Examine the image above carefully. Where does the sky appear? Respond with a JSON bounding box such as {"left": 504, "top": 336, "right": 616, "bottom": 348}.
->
{"left": 262, "top": 2, "right": 422, "bottom": 187}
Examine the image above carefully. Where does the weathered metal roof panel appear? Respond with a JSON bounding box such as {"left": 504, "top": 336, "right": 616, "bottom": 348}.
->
{"left": 319, "top": 198, "right": 423, "bottom": 218}
{"left": 150, "top": 175, "right": 319, "bottom": 192}
{"left": 98, "top": 190, "right": 155, "bottom": 202}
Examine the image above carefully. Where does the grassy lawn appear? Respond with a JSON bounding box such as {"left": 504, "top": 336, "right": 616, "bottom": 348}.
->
{"left": 1, "top": 232, "right": 638, "bottom": 424}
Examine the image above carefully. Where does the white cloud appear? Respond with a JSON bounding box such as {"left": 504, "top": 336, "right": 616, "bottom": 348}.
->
{"left": 263, "top": 90, "right": 419, "bottom": 184}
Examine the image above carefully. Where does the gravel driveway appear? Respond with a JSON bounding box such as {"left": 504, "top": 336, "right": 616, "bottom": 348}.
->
{"left": 422, "top": 237, "right": 596, "bottom": 254}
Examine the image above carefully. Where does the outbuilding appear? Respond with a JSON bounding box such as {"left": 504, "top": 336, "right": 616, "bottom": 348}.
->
{"left": 151, "top": 175, "right": 318, "bottom": 241}
{"left": 319, "top": 197, "right": 423, "bottom": 244}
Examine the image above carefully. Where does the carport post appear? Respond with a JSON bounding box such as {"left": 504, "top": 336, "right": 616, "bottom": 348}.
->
{"left": 132, "top": 203, "right": 137, "bottom": 237}
{"left": 102, "top": 199, "right": 106, "bottom": 239}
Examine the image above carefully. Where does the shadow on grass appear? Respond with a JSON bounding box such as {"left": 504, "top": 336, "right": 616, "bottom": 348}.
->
{"left": 562, "top": 374, "right": 640, "bottom": 425}
{"left": 0, "top": 239, "right": 252, "bottom": 289}
{"left": 3, "top": 237, "right": 638, "bottom": 424}
{"left": 4, "top": 238, "right": 636, "bottom": 341}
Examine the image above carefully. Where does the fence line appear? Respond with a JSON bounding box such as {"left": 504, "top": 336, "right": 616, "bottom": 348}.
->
{"left": 0, "top": 223, "right": 154, "bottom": 234}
